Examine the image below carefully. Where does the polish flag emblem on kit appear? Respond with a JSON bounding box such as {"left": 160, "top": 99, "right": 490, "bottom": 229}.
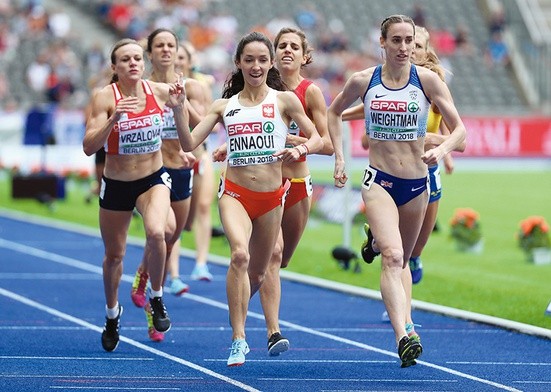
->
{"left": 262, "top": 104, "right": 274, "bottom": 118}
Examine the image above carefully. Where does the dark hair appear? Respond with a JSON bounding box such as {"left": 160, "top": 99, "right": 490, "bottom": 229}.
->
{"left": 380, "top": 14, "right": 415, "bottom": 39}
{"left": 109, "top": 38, "right": 141, "bottom": 83}
{"left": 222, "top": 32, "right": 286, "bottom": 98}
{"left": 146, "top": 28, "right": 178, "bottom": 53}
{"left": 273, "top": 27, "right": 313, "bottom": 67}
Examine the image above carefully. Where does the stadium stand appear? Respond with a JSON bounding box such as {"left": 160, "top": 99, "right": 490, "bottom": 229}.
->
{"left": 3, "top": 0, "right": 551, "bottom": 116}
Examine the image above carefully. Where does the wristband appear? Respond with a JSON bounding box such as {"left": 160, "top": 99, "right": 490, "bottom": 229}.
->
{"left": 296, "top": 143, "right": 309, "bottom": 156}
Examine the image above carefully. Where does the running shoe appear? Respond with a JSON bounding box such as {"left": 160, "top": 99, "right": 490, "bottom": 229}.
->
{"left": 405, "top": 322, "right": 421, "bottom": 344}
{"left": 191, "top": 264, "right": 213, "bottom": 282}
{"left": 409, "top": 256, "right": 423, "bottom": 284}
{"left": 166, "top": 277, "right": 189, "bottom": 296}
{"left": 398, "top": 335, "right": 423, "bottom": 368}
{"left": 546, "top": 301, "right": 551, "bottom": 317}
{"left": 211, "top": 226, "right": 225, "bottom": 238}
{"left": 131, "top": 267, "right": 149, "bottom": 308}
{"left": 101, "top": 305, "right": 123, "bottom": 352}
{"left": 227, "top": 339, "right": 250, "bottom": 367}
{"left": 149, "top": 296, "right": 171, "bottom": 333}
{"left": 361, "top": 223, "right": 380, "bottom": 264}
{"left": 267, "top": 332, "right": 290, "bottom": 356}
{"left": 144, "top": 303, "right": 164, "bottom": 342}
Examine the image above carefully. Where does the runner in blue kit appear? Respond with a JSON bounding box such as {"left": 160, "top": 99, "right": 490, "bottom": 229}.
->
{"left": 328, "top": 15, "right": 466, "bottom": 367}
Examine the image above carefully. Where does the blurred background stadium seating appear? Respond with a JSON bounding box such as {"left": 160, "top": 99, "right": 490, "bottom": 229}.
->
{"left": 0, "top": 0, "right": 549, "bottom": 160}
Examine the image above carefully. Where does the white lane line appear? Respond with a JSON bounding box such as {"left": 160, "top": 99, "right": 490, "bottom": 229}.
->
{"left": 0, "top": 355, "right": 154, "bottom": 361}
{"left": 1, "top": 374, "right": 201, "bottom": 380}
{"left": 0, "top": 356, "right": 153, "bottom": 361}
{"left": 49, "top": 388, "right": 179, "bottom": 391}
{"left": 448, "top": 361, "right": 551, "bottom": 366}
{"left": 204, "top": 359, "right": 395, "bottom": 364}
{"left": 260, "top": 377, "right": 457, "bottom": 383}
{"left": 0, "top": 238, "right": 523, "bottom": 392}
{"left": 0, "top": 288, "right": 259, "bottom": 392}
{"left": 0, "top": 273, "right": 101, "bottom": 280}
{"left": 2, "top": 374, "right": 197, "bottom": 390}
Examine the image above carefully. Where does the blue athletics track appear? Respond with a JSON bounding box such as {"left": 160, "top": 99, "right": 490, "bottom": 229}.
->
{"left": 0, "top": 209, "right": 550, "bottom": 392}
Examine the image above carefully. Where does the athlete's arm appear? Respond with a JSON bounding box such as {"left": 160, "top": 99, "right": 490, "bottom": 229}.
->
{"left": 175, "top": 98, "right": 226, "bottom": 152}
{"left": 83, "top": 86, "right": 138, "bottom": 156}
{"left": 306, "top": 83, "right": 334, "bottom": 155}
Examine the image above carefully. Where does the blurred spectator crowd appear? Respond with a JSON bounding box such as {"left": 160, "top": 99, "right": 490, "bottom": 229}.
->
{"left": 0, "top": 0, "right": 511, "bottom": 146}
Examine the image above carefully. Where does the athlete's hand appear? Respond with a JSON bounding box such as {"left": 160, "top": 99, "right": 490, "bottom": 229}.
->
{"left": 273, "top": 146, "right": 302, "bottom": 163}
{"left": 421, "top": 146, "right": 445, "bottom": 166}
{"left": 114, "top": 96, "right": 139, "bottom": 119}
{"left": 166, "top": 74, "right": 186, "bottom": 108}
{"left": 212, "top": 143, "right": 228, "bottom": 162}
{"left": 333, "top": 159, "right": 347, "bottom": 188}
{"left": 178, "top": 150, "right": 196, "bottom": 169}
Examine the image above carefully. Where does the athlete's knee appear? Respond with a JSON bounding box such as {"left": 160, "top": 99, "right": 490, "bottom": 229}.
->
{"left": 271, "top": 242, "right": 283, "bottom": 265}
{"left": 381, "top": 246, "right": 403, "bottom": 268}
{"left": 103, "top": 252, "right": 124, "bottom": 267}
{"left": 144, "top": 229, "right": 165, "bottom": 249}
{"left": 230, "top": 247, "right": 250, "bottom": 270}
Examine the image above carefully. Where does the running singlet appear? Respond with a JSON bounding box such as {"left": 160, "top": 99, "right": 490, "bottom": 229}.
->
{"left": 287, "top": 79, "right": 313, "bottom": 162}
{"left": 363, "top": 64, "right": 430, "bottom": 141}
{"left": 426, "top": 107, "right": 442, "bottom": 134}
{"left": 105, "top": 80, "right": 163, "bottom": 155}
{"left": 161, "top": 78, "right": 187, "bottom": 140}
{"left": 161, "top": 105, "right": 178, "bottom": 140}
{"left": 224, "top": 88, "right": 287, "bottom": 167}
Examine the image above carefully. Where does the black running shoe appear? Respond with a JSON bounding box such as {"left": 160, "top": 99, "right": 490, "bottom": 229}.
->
{"left": 267, "top": 332, "right": 290, "bottom": 356}
{"left": 149, "top": 296, "right": 171, "bottom": 333}
{"left": 101, "top": 305, "right": 123, "bottom": 352}
{"left": 398, "top": 335, "right": 423, "bottom": 368}
{"left": 361, "top": 224, "right": 380, "bottom": 264}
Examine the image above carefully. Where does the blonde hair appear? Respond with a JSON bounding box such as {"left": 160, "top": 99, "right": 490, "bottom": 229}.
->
{"left": 414, "top": 26, "right": 447, "bottom": 81}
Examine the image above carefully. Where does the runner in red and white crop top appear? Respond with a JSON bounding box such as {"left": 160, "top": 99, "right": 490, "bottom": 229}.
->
{"left": 105, "top": 80, "right": 164, "bottom": 155}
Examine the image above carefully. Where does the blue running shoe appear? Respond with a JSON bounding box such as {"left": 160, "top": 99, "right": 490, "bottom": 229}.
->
{"left": 191, "top": 265, "right": 213, "bottom": 282}
{"left": 545, "top": 301, "right": 551, "bottom": 317}
{"left": 409, "top": 256, "right": 423, "bottom": 284}
{"left": 381, "top": 310, "right": 390, "bottom": 322}
{"left": 227, "top": 339, "right": 250, "bottom": 367}
{"left": 166, "top": 277, "right": 189, "bottom": 296}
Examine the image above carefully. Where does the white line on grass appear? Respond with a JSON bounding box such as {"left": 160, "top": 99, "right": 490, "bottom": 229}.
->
{"left": 0, "top": 237, "right": 523, "bottom": 392}
{"left": 3, "top": 208, "right": 548, "bottom": 340}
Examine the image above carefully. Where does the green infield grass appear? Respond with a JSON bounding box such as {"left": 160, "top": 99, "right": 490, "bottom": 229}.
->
{"left": 0, "top": 167, "right": 550, "bottom": 330}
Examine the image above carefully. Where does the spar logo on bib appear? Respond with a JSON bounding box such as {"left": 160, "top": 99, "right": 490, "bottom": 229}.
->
{"left": 119, "top": 114, "right": 162, "bottom": 131}
{"left": 262, "top": 104, "right": 274, "bottom": 118}
{"left": 263, "top": 121, "right": 275, "bottom": 133}
{"left": 408, "top": 102, "right": 420, "bottom": 113}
